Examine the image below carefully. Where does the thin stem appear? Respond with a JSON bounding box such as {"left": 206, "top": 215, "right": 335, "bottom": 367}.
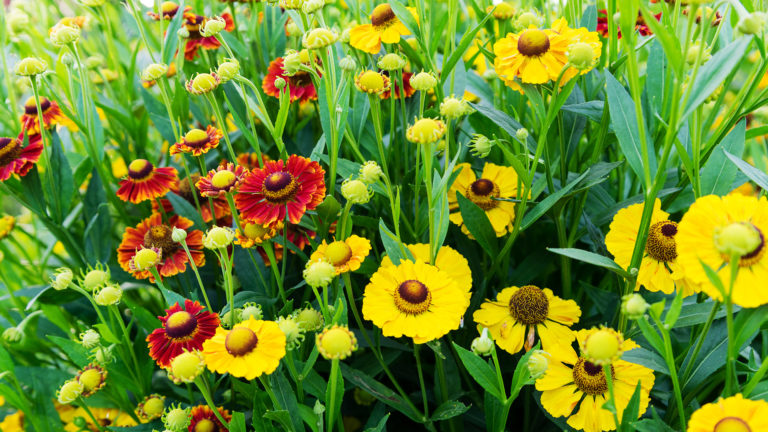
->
{"left": 414, "top": 343, "right": 429, "bottom": 418}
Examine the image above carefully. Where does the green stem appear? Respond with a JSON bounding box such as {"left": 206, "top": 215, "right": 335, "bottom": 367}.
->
{"left": 414, "top": 343, "right": 429, "bottom": 418}
{"left": 327, "top": 358, "right": 340, "bottom": 432}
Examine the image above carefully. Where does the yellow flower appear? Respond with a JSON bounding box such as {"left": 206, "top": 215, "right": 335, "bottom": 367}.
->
{"left": 202, "top": 317, "right": 286, "bottom": 380}
{"left": 0, "top": 412, "right": 23, "bottom": 431}
{"left": 473, "top": 285, "right": 580, "bottom": 359}
{"left": 235, "top": 221, "right": 282, "bottom": 248}
{"left": 76, "top": 364, "right": 107, "bottom": 397}
{"left": 535, "top": 329, "right": 655, "bottom": 432}
{"left": 605, "top": 199, "right": 696, "bottom": 296}
{"left": 677, "top": 195, "right": 768, "bottom": 307}
{"left": 355, "top": 70, "right": 391, "bottom": 94}
{"left": 349, "top": 4, "right": 414, "bottom": 54}
{"left": 380, "top": 243, "right": 472, "bottom": 299}
{"left": 448, "top": 162, "right": 522, "bottom": 237}
{"left": 687, "top": 394, "right": 768, "bottom": 432}
{"left": 493, "top": 18, "right": 600, "bottom": 90}
{"left": 62, "top": 407, "right": 136, "bottom": 431}
{"left": 406, "top": 118, "right": 446, "bottom": 144}
{"left": 362, "top": 260, "right": 469, "bottom": 343}
{"left": 0, "top": 215, "right": 15, "bottom": 240}
{"left": 310, "top": 235, "right": 371, "bottom": 275}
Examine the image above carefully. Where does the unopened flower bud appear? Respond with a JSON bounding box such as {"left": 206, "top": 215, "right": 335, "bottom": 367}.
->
{"left": 471, "top": 328, "right": 494, "bottom": 356}
{"left": 440, "top": 96, "right": 473, "bottom": 118}
{"left": 274, "top": 76, "right": 287, "bottom": 90}
{"left": 16, "top": 57, "right": 47, "bottom": 76}
{"left": 94, "top": 283, "right": 122, "bottom": 306}
{"left": 341, "top": 179, "right": 371, "bottom": 204}
{"left": 51, "top": 267, "right": 74, "bottom": 290}
{"left": 527, "top": 350, "right": 550, "bottom": 379}
{"left": 131, "top": 247, "right": 161, "bottom": 271}
{"left": 340, "top": 28, "right": 351, "bottom": 43}
{"left": 515, "top": 128, "right": 529, "bottom": 141}
{"left": 621, "top": 293, "right": 649, "bottom": 320}
{"left": 217, "top": 59, "right": 240, "bottom": 82}
{"left": 339, "top": 55, "right": 357, "bottom": 72}
{"left": 686, "top": 43, "right": 711, "bottom": 65}
{"left": 204, "top": 226, "right": 235, "bottom": 249}
{"left": 186, "top": 73, "right": 220, "bottom": 94}
{"left": 169, "top": 350, "right": 204, "bottom": 383}
{"left": 302, "top": 0, "right": 325, "bottom": 14}
{"left": 172, "top": 227, "right": 187, "bottom": 243}
{"left": 201, "top": 16, "right": 227, "bottom": 37}
{"left": 316, "top": 325, "right": 358, "bottom": 360}
{"left": 410, "top": 71, "right": 437, "bottom": 91}
{"left": 80, "top": 329, "right": 101, "bottom": 348}
{"left": 303, "top": 28, "right": 337, "bottom": 49}
{"left": 377, "top": 53, "right": 406, "bottom": 71}
{"left": 469, "top": 134, "right": 494, "bottom": 158}
{"left": 163, "top": 404, "right": 191, "bottom": 430}
{"left": 286, "top": 22, "right": 301, "bottom": 37}
{"left": 359, "top": 161, "right": 383, "bottom": 183}
{"left": 567, "top": 42, "right": 596, "bottom": 71}
{"left": 82, "top": 267, "right": 110, "bottom": 291}
{"left": 294, "top": 307, "right": 324, "bottom": 331}
{"left": 738, "top": 12, "right": 767, "bottom": 35}
{"left": 141, "top": 63, "right": 169, "bottom": 82}
{"left": 177, "top": 27, "right": 190, "bottom": 39}
{"left": 277, "top": 316, "right": 305, "bottom": 350}
{"left": 7, "top": 10, "right": 29, "bottom": 33}
{"left": 85, "top": 55, "right": 103, "bottom": 69}
{"left": 282, "top": 51, "right": 302, "bottom": 76}
{"left": 50, "top": 24, "right": 81, "bottom": 46}
{"left": 515, "top": 11, "right": 541, "bottom": 30}
{"left": 57, "top": 380, "right": 84, "bottom": 404}
{"left": 2, "top": 327, "right": 22, "bottom": 344}
{"left": 241, "top": 302, "right": 263, "bottom": 321}
{"left": 61, "top": 53, "right": 75, "bottom": 67}
{"left": 303, "top": 259, "right": 336, "bottom": 288}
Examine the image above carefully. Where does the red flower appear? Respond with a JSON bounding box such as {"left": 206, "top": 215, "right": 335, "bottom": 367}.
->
{"left": 147, "top": 299, "right": 219, "bottom": 367}
{"left": 188, "top": 405, "right": 231, "bottom": 432}
{"left": 235, "top": 152, "right": 270, "bottom": 170}
{"left": 155, "top": 174, "right": 233, "bottom": 224}
{"left": 262, "top": 57, "right": 321, "bottom": 103}
{"left": 0, "top": 134, "right": 43, "bottom": 182}
{"left": 170, "top": 126, "right": 223, "bottom": 157}
{"left": 381, "top": 71, "right": 415, "bottom": 99}
{"left": 235, "top": 155, "right": 326, "bottom": 225}
{"left": 597, "top": 9, "right": 660, "bottom": 38}
{"left": 19, "top": 97, "right": 72, "bottom": 135}
{"left": 183, "top": 12, "right": 235, "bottom": 60}
{"left": 117, "top": 213, "right": 205, "bottom": 281}
{"left": 116, "top": 159, "right": 178, "bottom": 204}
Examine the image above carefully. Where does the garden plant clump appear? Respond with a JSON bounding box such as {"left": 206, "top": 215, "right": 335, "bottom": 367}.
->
{"left": 2, "top": 0, "right": 768, "bottom": 430}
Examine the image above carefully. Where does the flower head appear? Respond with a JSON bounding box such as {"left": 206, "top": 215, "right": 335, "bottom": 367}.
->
{"left": 49, "top": 23, "right": 80, "bottom": 46}
{"left": 0, "top": 135, "right": 43, "bottom": 182}
{"left": 186, "top": 72, "right": 221, "bottom": 95}
{"left": 170, "top": 126, "right": 223, "bottom": 157}
{"left": 350, "top": 4, "right": 415, "bottom": 54}
{"left": 16, "top": 57, "right": 47, "bottom": 76}
{"left": 688, "top": 394, "right": 768, "bottom": 432}
{"left": 80, "top": 329, "right": 101, "bottom": 348}
{"left": 195, "top": 162, "right": 247, "bottom": 197}
{"left": 262, "top": 53, "right": 321, "bottom": 103}
{"left": 341, "top": 179, "right": 372, "bottom": 204}
{"left": 355, "top": 70, "right": 391, "bottom": 94}
{"left": 19, "top": 97, "right": 72, "bottom": 135}
{"left": 76, "top": 364, "right": 107, "bottom": 397}
{"left": 580, "top": 327, "right": 624, "bottom": 365}
{"left": 136, "top": 394, "right": 165, "bottom": 421}
{"left": 317, "top": 325, "right": 358, "bottom": 360}
{"left": 235, "top": 220, "right": 282, "bottom": 248}
{"left": 57, "top": 379, "right": 84, "bottom": 404}
{"left": 203, "top": 226, "right": 235, "bottom": 249}
{"left": 188, "top": 405, "right": 231, "bottom": 432}
{"left": 303, "top": 259, "right": 337, "bottom": 288}
{"left": 406, "top": 118, "right": 446, "bottom": 144}
{"left": 94, "top": 283, "right": 122, "bottom": 306}
{"left": 147, "top": 299, "right": 220, "bottom": 367}
{"left": 168, "top": 349, "right": 205, "bottom": 383}
{"left": 141, "top": 63, "right": 169, "bottom": 82}
{"left": 202, "top": 317, "right": 287, "bottom": 380}
{"left": 51, "top": 267, "right": 74, "bottom": 291}
{"left": 129, "top": 246, "right": 162, "bottom": 272}
{"left": 116, "top": 159, "right": 178, "bottom": 204}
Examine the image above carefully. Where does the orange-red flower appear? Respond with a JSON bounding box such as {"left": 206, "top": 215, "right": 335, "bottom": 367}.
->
{"left": 170, "top": 126, "right": 223, "bottom": 157}
{"left": 597, "top": 9, "right": 660, "bottom": 38}
{"left": 262, "top": 56, "right": 321, "bottom": 103}
{"left": 189, "top": 405, "right": 231, "bottom": 431}
{"left": 20, "top": 97, "right": 72, "bottom": 135}
{"left": 146, "top": 299, "right": 220, "bottom": 367}
{"left": 0, "top": 135, "right": 43, "bottom": 182}
{"left": 147, "top": 1, "right": 180, "bottom": 20}
{"left": 196, "top": 162, "right": 247, "bottom": 198}
{"left": 116, "top": 159, "right": 178, "bottom": 204}
{"left": 235, "top": 155, "right": 326, "bottom": 225}
{"left": 236, "top": 152, "right": 269, "bottom": 170}
{"left": 183, "top": 12, "right": 235, "bottom": 60}
{"left": 381, "top": 71, "right": 415, "bottom": 99}
{"left": 117, "top": 213, "right": 205, "bottom": 281}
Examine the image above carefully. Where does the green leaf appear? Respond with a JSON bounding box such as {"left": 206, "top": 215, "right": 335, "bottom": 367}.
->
{"left": 700, "top": 120, "right": 746, "bottom": 196}
{"left": 441, "top": 11, "right": 494, "bottom": 84}
{"left": 682, "top": 37, "right": 752, "bottom": 121}
{"left": 340, "top": 363, "right": 424, "bottom": 423}
{"left": 0, "top": 344, "right": 14, "bottom": 374}
{"left": 139, "top": 85, "right": 176, "bottom": 146}
{"left": 456, "top": 192, "right": 498, "bottom": 258}
{"left": 521, "top": 169, "right": 590, "bottom": 230}
{"left": 161, "top": 0, "right": 186, "bottom": 64}
{"left": 547, "top": 248, "right": 630, "bottom": 278}
{"left": 724, "top": 150, "right": 768, "bottom": 191}
{"left": 271, "top": 371, "right": 304, "bottom": 432}
{"left": 83, "top": 170, "right": 112, "bottom": 265}
{"left": 378, "top": 219, "right": 413, "bottom": 265}
{"left": 469, "top": 102, "right": 532, "bottom": 149}
{"left": 159, "top": 285, "right": 187, "bottom": 307}
{"left": 638, "top": 4, "right": 682, "bottom": 77}
{"left": 509, "top": 342, "right": 539, "bottom": 399}
{"left": 681, "top": 320, "right": 728, "bottom": 392}
{"left": 363, "top": 413, "right": 390, "bottom": 432}
{"left": 560, "top": 101, "right": 605, "bottom": 123}
{"left": 325, "top": 360, "right": 344, "bottom": 431}
{"left": 733, "top": 305, "right": 768, "bottom": 350}
{"left": 431, "top": 400, "right": 470, "bottom": 421}
{"left": 635, "top": 316, "right": 665, "bottom": 356}
{"left": 49, "top": 132, "right": 74, "bottom": 220}
{"left": 166, "top": 191, "right": 207, "bottom": 231}
{"left": 263, "top": 410, "right": 296, "bottom": 431}
{"left": 451, "top": 342, "right": 503, "bottom": 401}
{"left": 605, "top": 70, "right": 655, "bottom": 182}
{"left": 622, "top": 347, "right": 669, "bottom": 374}
{"left": 47, "top": 335, "right": 90, "bottom": 367}
{"left": 663, "top": 288, "right": 684, "bottom": 328}
{"left": 620, "top": 382, "right": 644, "bottom": 431}
{"left": 229, "top": 412, "right": 247, "bottom": 432}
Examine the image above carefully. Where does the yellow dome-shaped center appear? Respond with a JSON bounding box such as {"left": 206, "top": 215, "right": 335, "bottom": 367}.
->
{"left": 225, "top": 327, "right": 259, "bottom": 357}
{"left": 211, "top": 170, "right": 236, "bottom": 189}
{"left": 325, "top": 241, "right": 353, "bottom": 266}
{"left": 714, "top": 417, "right": 752, "bottom": 432}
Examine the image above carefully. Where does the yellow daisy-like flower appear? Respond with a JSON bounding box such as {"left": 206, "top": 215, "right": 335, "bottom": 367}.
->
{"left": 448, "top": 162, "right": 522, "bottom": 237}
{"left": 0, "top": 412, "right": 23, "bottom": 432}
{"left": 493, "top": 18, "right": 600, "bottom": 90}
{"left": 380, "top": 243, "right": 472, "bottom": 299}
{"left": 202, "top": 317, "right": 287, "bottom": 380}
{"left": 349, "top": 4, "right": 414, "bottom": 54}
{"left": 0, "top": 215, "right": 15, "bottom": 240}
{"left": 362, "top": 260, "right": 469, "bottom": 343}
{"left": 687, "top": 394, "right": 768, "bottom": 432}
{"left": 605, "top": 199, "right": 696, "bottom": 296}
{"left": 535, "top": 329, "right": 655, "bottom": 432}
{"left": 62, "top": 407, "right": 137, "bottom": 431}
{"left": 310, "top": 235, "right": 371, "bottom": 274}
{"left": 677, "top": 194, "right": 768, "bottom": 308}
{"left": 473, "top": 285, "right": 580, "bottom": 359}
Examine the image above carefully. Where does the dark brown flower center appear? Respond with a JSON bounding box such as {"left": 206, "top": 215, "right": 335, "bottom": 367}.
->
{"left": 225, "top": 327, "right": 259, "bottom": 356}
{"left": 0, "top": 138, "right": 22, "bottom": 167}
{"left": 572, "top": 358, "right": 613, "bottom": 395}
{"left": 466, "top": 178, "right": 501, "bottom": 210}
{"left": 288, "top": 70, "right": 313, "bottom": 88}
{"left": 371, "top": 4, "right": 397, "bottom": 28}
{"left": 165, "top": 311, "right": 198, "bottom": 339}
{"left": 508, "top": 285, "right": 549, "bottom": 325}
{"left": 517, "top": 29, "right": 550, "bottom": 56}
{"left": 24, "top": 97, "right": 51, "bottom": 115}
{"left": 645, "top": 220, "right": 678, "bottom": 262}
{"left": 143, "top": 224, "right": 178, "bottom": 258}
{"left": 262, "top": 171, "right": 298, "bottom": 204}
{"left": 128, "top": 159, "right": 154, "bottom": 180}
{"left": 394, "top": 279, "right": 432, "bottom": 315}
{"left": 179, "top": 174, "right": 205, "bottom": 203}
{"left": 714, "top": 417, "right": 752, "bottom": 432}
